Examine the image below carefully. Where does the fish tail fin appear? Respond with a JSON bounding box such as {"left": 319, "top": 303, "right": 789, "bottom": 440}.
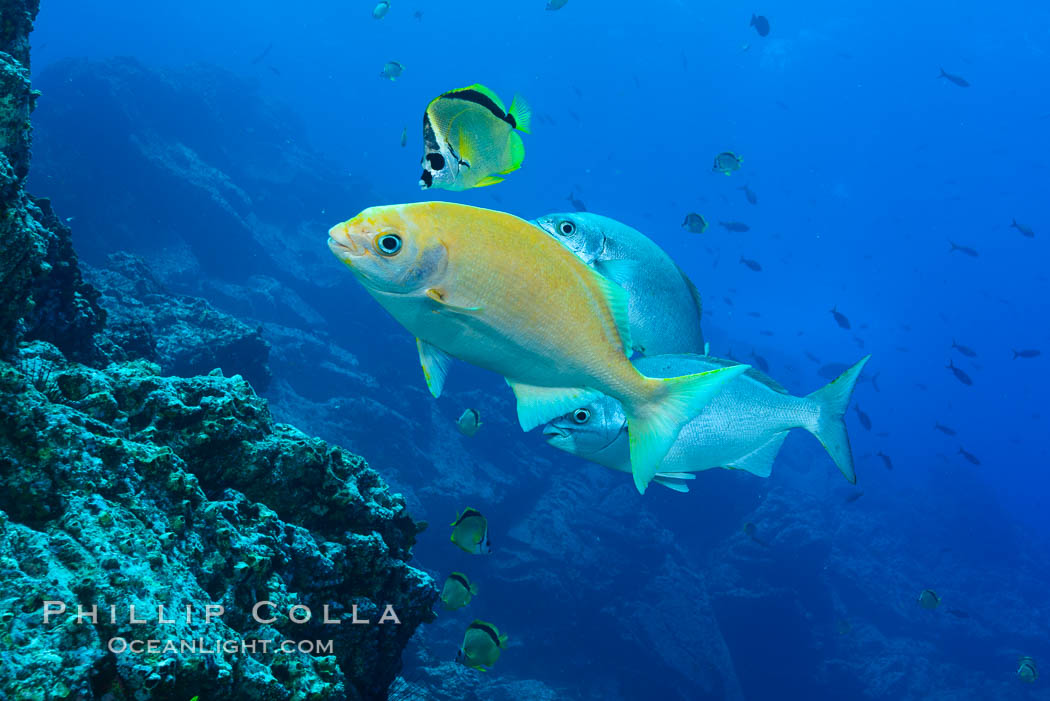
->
{"left": 938, "top": 67, "right": 947, "bottom": 78}
{"left": 804, "top": 355, "right": 871, "bottom": 484}
{"left": 509, "top": 94, "right": 532, "bottom": 134}
{"left": 1011, "top": 218, "right": 1018, "bottom": 228}
{"left": 1012, "top": 349, "right": 1020, "bottom": 360}
{"left": 627, "top": 365, "right": 749, "bottom": 494}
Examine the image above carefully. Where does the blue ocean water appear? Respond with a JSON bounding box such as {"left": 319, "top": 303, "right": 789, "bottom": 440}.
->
{"left": 28, "top": 0, "right": 1050, "bottom": 699}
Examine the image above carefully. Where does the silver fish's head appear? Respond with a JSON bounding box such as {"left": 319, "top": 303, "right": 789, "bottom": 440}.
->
{"left": 542, "top": 396, "right": 626, "bottom": 459}
{"left": 532, "top": 212, "right": 604, "bottom": 265}
{"left": 419, "top": 113, "right": 462, "bottom": 189}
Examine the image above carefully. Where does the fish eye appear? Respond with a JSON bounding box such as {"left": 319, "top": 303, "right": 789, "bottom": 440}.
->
{"left": 572, "top": 408, "right": 590, "bottom": 424}
{"left": 558, "top": 220, "right": 576, "bottom": 236}
{"left": 375, "top": 234, "right": 402, "bottom": 256}
{"left": 426, "top": 152, "right": 446, "bottom": 171}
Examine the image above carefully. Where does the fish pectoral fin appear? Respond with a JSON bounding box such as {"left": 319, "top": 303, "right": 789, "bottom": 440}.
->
{"left": 506, "top": 380, "right": 602, "bottom": 432}
{"left": 593, "top": 257, "right": 640, "bottom": 283}
{"left": 473, "top": 175, "right": 504, "bottom": 187}
{"left": 417, "top": 338, "right": 453, "bottom": 398}
{"left": 425, "top": 288, "right": 482, "bottom": 313}
{"left": 652, "top": 475, "right": 692, "bottom": 493}
{"left": 726, "top": 432, "right": 788, "bottom": 478}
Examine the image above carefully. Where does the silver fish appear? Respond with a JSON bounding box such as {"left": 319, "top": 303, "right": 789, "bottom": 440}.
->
{"left": 544, "top": 354, "right": 870, "bottom": 487}
{"left": 531, "top": 212, "right": 705, "bottom": 355}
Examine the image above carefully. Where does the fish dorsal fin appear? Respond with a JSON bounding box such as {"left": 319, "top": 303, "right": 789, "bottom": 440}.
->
{"left": 507, "top": 381, "right": 602, "bottom": 432}
{"left": 705, "top": 354, "right": 789, "bottom": 394}
{"left": 726, "top": 431, "right": 788, "bottom": 477}
{"left": 508, "top": 94, "right": 532, "bottom": 133}
{"left": 677, "top": 264, "right": 704, "bottom": 322}
{"left": 449, "top": 572, "right": 471, "bottom": 590}
{"left": 417, "top": 338, "right": 453, "bottom": 398}
{"left": 469, "top": 620, "right": 503, "bottom": 647}
{"left": 461, "top": 84, "right": 507, "bottom": 111}
{"left": 586, "top": 268, "right": 633, "bottom": 355}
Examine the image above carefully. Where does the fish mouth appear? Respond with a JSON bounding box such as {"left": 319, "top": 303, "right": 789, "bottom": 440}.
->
{"left": 328, "top": 222, "right": 364, "bottom": 261}
{"left": 542, "top": 425, "right": 569, "bottom": 442}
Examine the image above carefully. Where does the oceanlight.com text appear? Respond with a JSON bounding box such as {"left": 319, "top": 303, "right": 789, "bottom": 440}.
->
{"left": 108, "top": 637, "right": 335, "bottom": 655}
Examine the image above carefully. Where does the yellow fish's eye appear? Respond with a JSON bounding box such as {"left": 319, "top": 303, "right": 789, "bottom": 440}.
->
{"left": 375, "top": 233, "right": 403, "bottom": 256}
{"left": 558, "top": 220, "right": 575, "bottom": 236}
{"left": 572, "top": 408, "right": 590, "bottom": 424}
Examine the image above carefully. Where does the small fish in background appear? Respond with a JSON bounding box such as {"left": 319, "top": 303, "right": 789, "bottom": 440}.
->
{"left": 750, "top": 351, "right": 769, "bottom": 373}
{"left": 251, "top": 42, "right": 273, "bottom": 65}
{"left": 413, "top": 9, "right": 424, "bottom": 21}
{"left": 742, "top": 522, "right": 770, "bottom": 547}
{"left": 945, "top": 607, "right": 969, "bottom": 619}
{"left": 723, "top": 296, "right": 734, "bottom": 306}
{"left": 450, "top": 508, "right": 492, "bottom": 554}
{"left": 917, "top": 589, "right": 941, "bottom": 610}
{"left": 440, "top": 572, "right": 478, "bottom": 610}
{"left": 1018, "top": 656, "right": 1038, "bottom": 684}
{"left": 946, "top": 360, "right": 973, "bottom": 386}
{"left": 854, "top": 405, "right": 872, "bottom": 431}
{"left": 760, "top": 330, "right": 774, "bottom": 337}
{"left": 740, "top": 256, "right": 762, "bottom": 271}
{"left": 267, "top": 65, "right": 281, "bottom": 76}
{"left": 713, "top": 151, "right": 743, "bottom": 175}
{"left": 938, "top": 67, "right": 970, "bottom": 87}
{"left": 934, "top": 422, "right": 957, "bottom": 436}
{"left": 805, "top": 351, "right": 821, "bottom": 364}
{"left": 844, "top": 490, "right": 864, "bottom": 503}
{"left": 836, "top": 618, "right": 852, "bottom": 635}
{"left": 456, "top": 408, "right": 482, "bottom": 436}
{"left": 951, "top": 340, "right": 977, "bottom": 358}
{"left": 379, "top": 61, "right": 403, "bottom": 81}
{"left": 949, "top": 241, "right": 978, "bottom": 257}
{"left": 739, "top": 184, "right": 758, "bottom": 205}
{"left": 1013, "top": 348, "right": 1041, "bottom": 359}
{"left": 546, "top": 0, "right": 570, "bottom": 10}
{"left": 457, "top": 620, "right": 508, "bottom": 671}
{"left": 400, "top": 126, "right": 407, "bottom": 147}
{"left": 682, "top": 212, "right": 708, "bottom": 233}
{"left": 746, "top": 311, "right": 761, "bottom": 318}
{"left": 830, "top": 306, "right": 851, "bottom": 330}
{"left": 372, "top": 1, "right": 390, "bottom": 19}
{"left": 877, "top": 451, "right": 893, "bottom": 470}
{"left": 958, "top": 447, "right": 981, "bottom": 465}
{"left": 419, "top": 84, "right": 531, "bottom": 190}
{"left": 719, "top": 221, "right": 750, "bottom": 232}
{"left": 567, "top": 191, "right": 587, "bottom": 211}
{"left": 1011, "top": 219, "right": 1035, "bottom": 238}
{"left": 750, "top": 14, "right": 770, "bottom": 37}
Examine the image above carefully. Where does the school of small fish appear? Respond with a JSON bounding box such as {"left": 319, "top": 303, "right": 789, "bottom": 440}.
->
{"left": 318, "top": 1, "right": 1041, "bottom": 677}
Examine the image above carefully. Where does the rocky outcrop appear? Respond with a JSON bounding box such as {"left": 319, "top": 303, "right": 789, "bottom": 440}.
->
{"left": 85, "top": 252, "right": 272, "bottom": 390}
{"left": 0, "top": 2, "right": 437, "bottom": 699}
{"left": 0, "top": 341, "right": 435, "bottom": 700}
{"left": 0, "top": 0, "right": 104, "bottom": 363}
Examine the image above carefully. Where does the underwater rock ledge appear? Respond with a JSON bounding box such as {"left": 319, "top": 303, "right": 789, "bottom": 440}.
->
{"left": 0, "top": 1, "right": 437, "bottom": 699}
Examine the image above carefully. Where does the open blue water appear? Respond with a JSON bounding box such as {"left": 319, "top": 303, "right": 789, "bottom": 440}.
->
{"left": 28, "top": 1, "right": 1049, "bottom": 699}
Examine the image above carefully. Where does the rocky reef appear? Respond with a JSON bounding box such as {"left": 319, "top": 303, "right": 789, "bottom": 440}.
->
{"left": 0, "top": 2, "right": 436, "bottom": 699}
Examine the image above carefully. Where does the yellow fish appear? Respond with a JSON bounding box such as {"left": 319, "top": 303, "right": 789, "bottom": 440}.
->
{"left": 327, "top": 202, "right": 747, "bottom": 493}
{"left": 419, "top": 84, "right": 530, "bottom": 190}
